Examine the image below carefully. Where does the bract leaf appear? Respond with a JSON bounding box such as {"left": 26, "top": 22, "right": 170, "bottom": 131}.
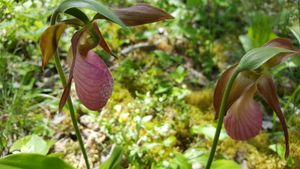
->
{"left": 0, "top": 153, "right": 75, "bottom": 169}
{"left": 53, "top": 0, "right": 127, "bottom": 29}
{"left": 40, "top": 23, "right": 67, "bottom": 69}
{"left": 94, "top": 4, "right": 173, "bottom": 26}
{"left": 65, "top": 8, "right": 90, "bottom": 24}
{"left": 96, "top": 4, "right": 174, "bottom": 26}
{"left": 236, "top": 47, "right": 295, "bottom": 72}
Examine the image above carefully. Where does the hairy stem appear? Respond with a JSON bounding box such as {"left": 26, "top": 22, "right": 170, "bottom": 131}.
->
{"left": 205, "top": 70, "right": 239, "bottom": 169}
{"left": 51, "top": 15, "right": 91, "bottom": 169}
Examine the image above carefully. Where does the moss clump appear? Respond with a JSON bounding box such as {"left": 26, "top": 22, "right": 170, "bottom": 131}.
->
{"left": 289, "top": 129, "right": 300, "bottom": 168}
{"left": 185, "top": 88, "right": 213, "bottom": 111}
{"left": 106, "top": 82, "right": 134, "bottom": 109}
{"left": 188, "top": 107, "right": 215, "bottom": 138}
{"left": 220, "top": 138, "right": 286, "bottom": 169}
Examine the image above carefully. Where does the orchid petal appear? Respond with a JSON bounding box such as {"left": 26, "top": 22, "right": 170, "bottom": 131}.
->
{"left": 263, "top": 38, "right": 300, "bottom": 67}
{"left": 264, "top": 38, "right": 295, "bottom": 50}
{"left": 92, "top": 22, "right": 116, "bottom": 57}
{"left": 214, "top": 65, "right": 258, "bottom": 119}
{"left": 73, "top": 50, "right": 113, "bottom": 111}
{"left": 257, "top": 75, "right": 289, "bottom": 158}
{"left": 224, "top": 84, "right": 263, "bottom": 140}
{"left": 78, "top": 28, "right": 98, "bottom": 56}
{"left": 214, "top": 65, "right": 236, "bottom": 119}
{"left": 40, "top": 23, "right": 67, "bottom": 69}
{"left": 59, "top": 31, "right": 82, "bottom": 112}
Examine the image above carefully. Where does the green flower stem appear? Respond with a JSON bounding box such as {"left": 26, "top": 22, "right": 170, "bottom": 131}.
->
{"left": 51, "top": 17, "right": 91, "bottom": 169}
{"left": 205, "top": 70, "right": 240, "bottom": 169}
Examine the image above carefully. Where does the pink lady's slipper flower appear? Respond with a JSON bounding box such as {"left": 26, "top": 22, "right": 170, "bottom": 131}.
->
{"left": 40, "top": 4, "right": 173, "bottom": 111}
{"left": 213, "top": 38, "right": 300, "bottom": 157}
{"left": 56, "top": 25, "right": 115, "bottom": 111}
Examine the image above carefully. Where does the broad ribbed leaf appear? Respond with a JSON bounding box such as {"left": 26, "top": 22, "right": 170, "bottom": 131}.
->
{"left": 0, "top": 154, "right": 75, "bottom": 169}
{"left": 236, "top": 47, "right": 294, "bottom": 72}
{"left": 224, "top": 84, "right": 263, "bottom": 140}
{"left": 257, "top": 76, "right": 289, "bottom": 158}
{"left": 53, "top": 0, "right": 126, "bottom": 29}
{"left": 73, "top": 50, "right": 113, "bottom": 111}
{"left": 40, "top": 23, "right": 67, "bottom": 69}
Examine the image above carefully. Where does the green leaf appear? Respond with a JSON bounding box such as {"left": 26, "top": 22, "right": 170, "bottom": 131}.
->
{"left": 236, "top": 47, "right": 295, "bottom": 72}
{"left": 190, "top": 125, "right": 228, "bottom": 140}
{"left": 211, "top": 160, "right": 241, "bottom": 169}
{"left": 187, "top": 0, "right": 202, "bottom": 8}
{"left": 170, "top": 152, "right": 192, "bottom": 169}
{"left": 65, "top": 8, "right": 90, "bottom": 24}
{"left": 272, "top": 55, "right": 300, "bottom": 75}
{"left": 239, "top": 35, "right": 252, "bottom": 52}
{"left": 269, "top": 143, "right": 294, "bottom": 166}
{"left": 289, "top": 26, "right": 300, "bottom": 44}
{"left": 184, "top": 148, "right": 208, "bottom": 166}
{"left": 53, "top": 0, "right": 127, "bottom": 29}
{"left": 0, "top": 154, "right": 75, "bottom": 169}
{"left": 10, "top": 135, "right": 51, "bottom": 155}
{"left": 99, "top": 145, "right": 123, "bottom": 169}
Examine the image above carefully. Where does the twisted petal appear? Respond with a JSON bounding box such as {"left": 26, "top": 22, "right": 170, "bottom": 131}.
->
{"left": 224, "top": 84, "right": 263, "bottom": 140}
{"left": 263, "top": 38, "right": 300, "bottom": 67}
{"left": 73, "top": 50, "right": 113, "bottom": 111}
{"left": 92, "top": 22, "right": 115, "bottom": 57}
{"left": 59, "top": 31, "right": 83, "bottom": 112}
{"left": 214, "top": 65, "right": 236, "bottom": 118}
{"left": 40, "top": 23, "right": 67, "bottom": 69}
{"left": 257, "top": 75, "right": 289, "bottom": 158}
{"left": 214, "top": 65, "right": 258, "bottom": 119}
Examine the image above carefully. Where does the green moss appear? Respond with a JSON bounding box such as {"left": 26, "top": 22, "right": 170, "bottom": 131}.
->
{"left": 220, "top": 138, "right": 286, "bottom": 169}
{"left": 289, "top": 129, "right": 300, "bottom": 168}
{"left": 106, "top": 82, "right": 134, "bottom": 109}
{"left": 185, "top": 88, "right": 214, "bottom": 111}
